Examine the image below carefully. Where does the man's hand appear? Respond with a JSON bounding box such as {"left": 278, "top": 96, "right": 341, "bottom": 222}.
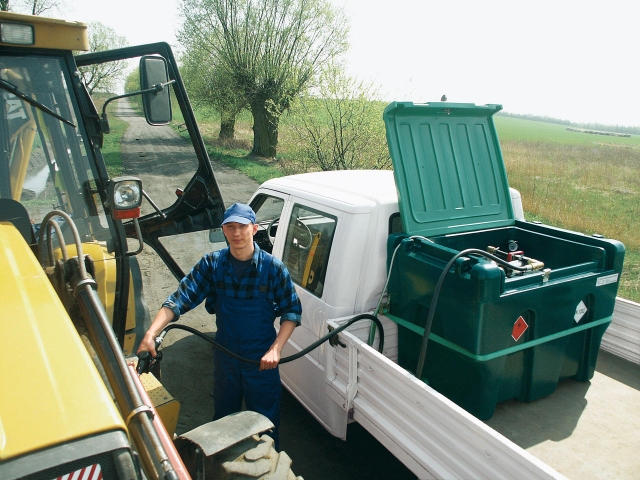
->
{"left": 138, "top": 331, "right": 160, "bottom": 357}
{"left": 260, "top": 346, "right": 281, "bottom": 371}
{"left": 137, "top": 306, "right": 175, "bottom": 357}
{"left": 259, "top": 320, "right": 297, "bottom": 371}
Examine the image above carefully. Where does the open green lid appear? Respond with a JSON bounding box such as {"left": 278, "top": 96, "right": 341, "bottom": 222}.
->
{"left": 384, "top": 102, "right": 514, "bottom": 237}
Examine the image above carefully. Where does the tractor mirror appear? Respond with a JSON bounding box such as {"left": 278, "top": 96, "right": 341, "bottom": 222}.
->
{"left": 139, "top": 56, "right": 172, "bottom": 125}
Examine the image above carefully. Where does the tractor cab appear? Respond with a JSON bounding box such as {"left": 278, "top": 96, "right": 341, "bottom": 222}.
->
{"left": 0, "top": 11, "right": 225, "bottom": 353}
{"left": 0, "top": 12, "right": 263, "bottom": 480}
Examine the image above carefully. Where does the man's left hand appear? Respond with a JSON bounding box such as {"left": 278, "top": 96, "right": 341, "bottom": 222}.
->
{"left": 260, "top": 320, "right": 297, "bottom": 371}
{"left": 260, "top": 347, "right": 281, "bottom": 371}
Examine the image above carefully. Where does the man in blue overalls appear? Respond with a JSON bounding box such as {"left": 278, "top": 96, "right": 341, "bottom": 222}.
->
{"left": 138, "top": 203, "right": 302, "bottom": 449}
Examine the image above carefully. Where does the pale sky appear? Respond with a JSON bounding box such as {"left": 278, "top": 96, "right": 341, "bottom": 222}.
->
{"left": 57, "top": 0, "right": 639, "bottom": 127}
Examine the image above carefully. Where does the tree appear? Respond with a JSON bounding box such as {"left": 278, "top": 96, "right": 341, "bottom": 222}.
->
{"left": 78, "top": 22, "right": 128, "bottom": 94}
{"left": 1, "top": 1, "right": 9, "bottom": 11}
{"left": 178, "top": 0, "right": 348, "bottom": 158}
{"left": 288, "top": 64, "right": 391, "bottom": 172}
{"left": 180, "top": 44, "right": 246, "bottom": 141}
{"left": 10, "top": 0, "right": 65, "bottom": 15}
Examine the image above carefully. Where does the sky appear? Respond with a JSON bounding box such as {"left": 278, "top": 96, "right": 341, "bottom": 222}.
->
{"left": 56, "top": 0, "right": 639, "bottom": 127}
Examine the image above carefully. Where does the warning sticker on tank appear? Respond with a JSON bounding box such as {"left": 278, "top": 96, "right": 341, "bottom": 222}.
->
{"left": 596, "top": 274, "right": 619, "bottom": 287}
{"left": 574, "top": 301, "right": 588, "bottom": 323}
{"left": 512, "top": 316, "right": 529, "bottom": 342}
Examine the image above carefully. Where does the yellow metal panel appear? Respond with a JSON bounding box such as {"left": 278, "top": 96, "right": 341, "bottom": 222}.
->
{"left": 0, "top": 224, "right": 125, "bottom": 461}
{"left": 140, "top": 373, "right": 180, "bottom": 438}
{"left": 123, "top": 333, "right": 136, "bottom": 356}
{"left": 125, "top": 269, "right": 137, "bottom": 331}
{"left": 57, "top": 242, "right": 116, "bottom": 322}
{"left": 57, "top": 243, "right": 140, "bottom": 355}
{"left": 0, "top": 11, "right": 88, "bottom": 51}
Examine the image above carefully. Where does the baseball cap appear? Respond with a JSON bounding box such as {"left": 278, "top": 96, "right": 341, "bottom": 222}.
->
{"left": 222, "top": 203, "right": 256, "bottom": 225}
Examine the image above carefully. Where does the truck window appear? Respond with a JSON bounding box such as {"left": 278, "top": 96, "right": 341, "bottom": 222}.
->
{"left": 251, "top": 194, "right": 286, "bottom": 254}
{"left": 282, "top": 204, "right": 336, "bottom": 298}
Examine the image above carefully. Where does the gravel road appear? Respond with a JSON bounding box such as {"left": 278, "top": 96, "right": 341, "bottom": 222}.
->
{"left": 116, "top": 101, "right": 416, "bottom": 479}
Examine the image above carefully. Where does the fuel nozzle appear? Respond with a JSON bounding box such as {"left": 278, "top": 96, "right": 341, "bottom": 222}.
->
{"left": 136, "top": 332, "right": 166, "bottom": 375}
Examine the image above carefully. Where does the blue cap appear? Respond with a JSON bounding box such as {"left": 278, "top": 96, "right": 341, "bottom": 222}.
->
{"left": 222, "top": 203, "right": 256, "bottom": 225}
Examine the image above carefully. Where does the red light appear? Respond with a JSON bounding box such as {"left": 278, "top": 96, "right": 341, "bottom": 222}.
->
{"left": 113, "top": 207, "right": 141, "bottom": 220}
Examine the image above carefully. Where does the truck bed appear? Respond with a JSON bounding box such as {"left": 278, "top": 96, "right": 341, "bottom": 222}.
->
{"left": 486, "top": 349, "right": 639, "bottom": 480}
{"left": 327, "top": 298, "right": 640, "bottom": 479}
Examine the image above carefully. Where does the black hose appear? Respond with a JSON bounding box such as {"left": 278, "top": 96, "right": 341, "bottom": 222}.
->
{"left": 414, "top": 248, "right": 532, "bottom": 379}
{"left": 156, "top": 313, "right": 384, "bottom": 366}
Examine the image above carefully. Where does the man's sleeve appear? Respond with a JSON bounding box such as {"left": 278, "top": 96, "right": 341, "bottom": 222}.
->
{"left": 272, "top": 261, "right": 302, "bottom": 324}
{"left": 162, "top": 255, "right": 215, "bottom": 321}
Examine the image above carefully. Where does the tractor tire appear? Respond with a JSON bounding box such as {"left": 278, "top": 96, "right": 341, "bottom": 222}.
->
{"left": 208, "top": 434, "right": 302, "bottom": 480}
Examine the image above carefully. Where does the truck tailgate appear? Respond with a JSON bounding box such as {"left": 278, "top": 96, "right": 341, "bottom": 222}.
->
{"left": 325, "top": 315, "right": 565, "bottom": 480}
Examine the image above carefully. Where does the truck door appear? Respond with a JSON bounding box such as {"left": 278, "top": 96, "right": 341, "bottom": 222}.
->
{"left": 252, "top": 196, "right": 351, "bottom": 437}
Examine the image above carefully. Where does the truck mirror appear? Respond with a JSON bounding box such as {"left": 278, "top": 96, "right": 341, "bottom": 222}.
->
{"left": 139, "top": 56, "right": 172, "bottom": 125}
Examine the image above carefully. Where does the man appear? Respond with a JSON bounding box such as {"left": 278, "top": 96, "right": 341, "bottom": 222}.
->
{"left": 138, "top": 203, "right": 302, "bottom": 449}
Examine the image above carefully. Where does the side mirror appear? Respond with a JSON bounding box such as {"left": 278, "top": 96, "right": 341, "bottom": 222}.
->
{"left": 140, "top": 56, "right": 172, "bottom": 125}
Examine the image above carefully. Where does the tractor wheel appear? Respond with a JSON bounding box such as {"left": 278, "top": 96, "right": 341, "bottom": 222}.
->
{"left": 209, "top": 434, "right": 302, "bottom": 480}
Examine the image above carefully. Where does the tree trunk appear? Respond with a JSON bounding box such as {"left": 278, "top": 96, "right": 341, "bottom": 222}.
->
{"left": 250, "top": 98, "right": 279, "bottom": 158}
{"left": 218, "top": 116, "right": 236, "bottom": 141}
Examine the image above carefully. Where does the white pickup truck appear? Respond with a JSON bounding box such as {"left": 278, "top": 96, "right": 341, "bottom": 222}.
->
{"left": 246, "top": 168, "right": 639, "bottom": 480}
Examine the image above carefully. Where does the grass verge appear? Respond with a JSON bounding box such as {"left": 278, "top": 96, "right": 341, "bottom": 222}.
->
{"left": 100, "top": 115, "right": 128, "bottom": 177}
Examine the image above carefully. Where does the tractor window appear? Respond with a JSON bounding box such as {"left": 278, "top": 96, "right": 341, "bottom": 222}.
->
{"left": 0, "top": 54, "right": 106, "bottom": 242}
{"left": 282, "top": 204, "right": 336, "bottom": 298}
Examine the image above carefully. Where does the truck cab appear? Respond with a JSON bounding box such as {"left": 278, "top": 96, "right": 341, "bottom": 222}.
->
{"left": 250, "top": 170, "right": 399, "bottom": 436}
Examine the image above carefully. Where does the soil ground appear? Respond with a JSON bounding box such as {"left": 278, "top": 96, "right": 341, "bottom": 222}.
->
{"left": 115, "top": 102, "right": 416, "bottom": 479}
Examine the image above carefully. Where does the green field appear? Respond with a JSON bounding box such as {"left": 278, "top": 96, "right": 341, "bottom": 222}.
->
{"left": 495, "top": 115, "right": 640, "bottom": 146}
{"left": 495, "top": 116, "right": 639, "bottom": 302}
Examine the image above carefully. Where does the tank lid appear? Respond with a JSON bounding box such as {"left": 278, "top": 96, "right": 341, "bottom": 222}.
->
{"left": 383, "top": 102, "right": 514, "bottom": 237}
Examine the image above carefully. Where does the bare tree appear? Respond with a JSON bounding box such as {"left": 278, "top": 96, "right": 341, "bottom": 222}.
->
{"left": 289, "top": 63, "right": 391, "bottom": 172}
{"left": 178, "top": 0, "right": 348, "bottom": 158}
{"left": 10, "top": 0, "right": 65, "bottom": 15}
{"left": 78, "top": 22, "right": 128, "bottom": 94}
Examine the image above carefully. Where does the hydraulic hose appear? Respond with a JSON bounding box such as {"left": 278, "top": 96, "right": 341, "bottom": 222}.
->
{"left": 145, "top": 313, "right": 385, "bottom": 369}
{"left": 414, "top": 247, "right": 533, "bottom": 380}
{"left": 41, "top": 211, "right": 178, "bottom": 480}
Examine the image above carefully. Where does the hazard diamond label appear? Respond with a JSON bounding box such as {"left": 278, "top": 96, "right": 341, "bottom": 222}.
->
{"left": 511, "top": 316, "right": 529, "bottom": 342}
{"left": 574, "top": 300, "right": 588, "bottom": 323}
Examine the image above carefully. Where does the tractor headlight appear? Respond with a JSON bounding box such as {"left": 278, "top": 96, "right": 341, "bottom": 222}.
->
{"left": 109, "top": 176, "right": 142, "bottom": 220}
{"left": 1, "top": 22, "right": 35, "bottom": 45}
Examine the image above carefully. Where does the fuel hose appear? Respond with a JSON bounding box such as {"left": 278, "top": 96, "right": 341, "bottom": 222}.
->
{"left": 137, "top": 313, "right": 384, "bottom": 374}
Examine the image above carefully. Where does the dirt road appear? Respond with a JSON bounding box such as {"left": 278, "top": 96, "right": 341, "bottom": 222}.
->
{"left": 116, "top": 102, "right": 416, "bottom": 479}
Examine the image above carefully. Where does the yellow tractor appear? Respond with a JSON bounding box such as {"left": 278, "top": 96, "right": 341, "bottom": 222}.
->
{"left": 0, "top": 11, "right": 299, "bottom": 480}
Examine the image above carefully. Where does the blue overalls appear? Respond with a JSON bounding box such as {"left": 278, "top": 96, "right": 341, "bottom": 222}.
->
{"left": 211, "top": 254, "right": 282, "bottom": 448}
